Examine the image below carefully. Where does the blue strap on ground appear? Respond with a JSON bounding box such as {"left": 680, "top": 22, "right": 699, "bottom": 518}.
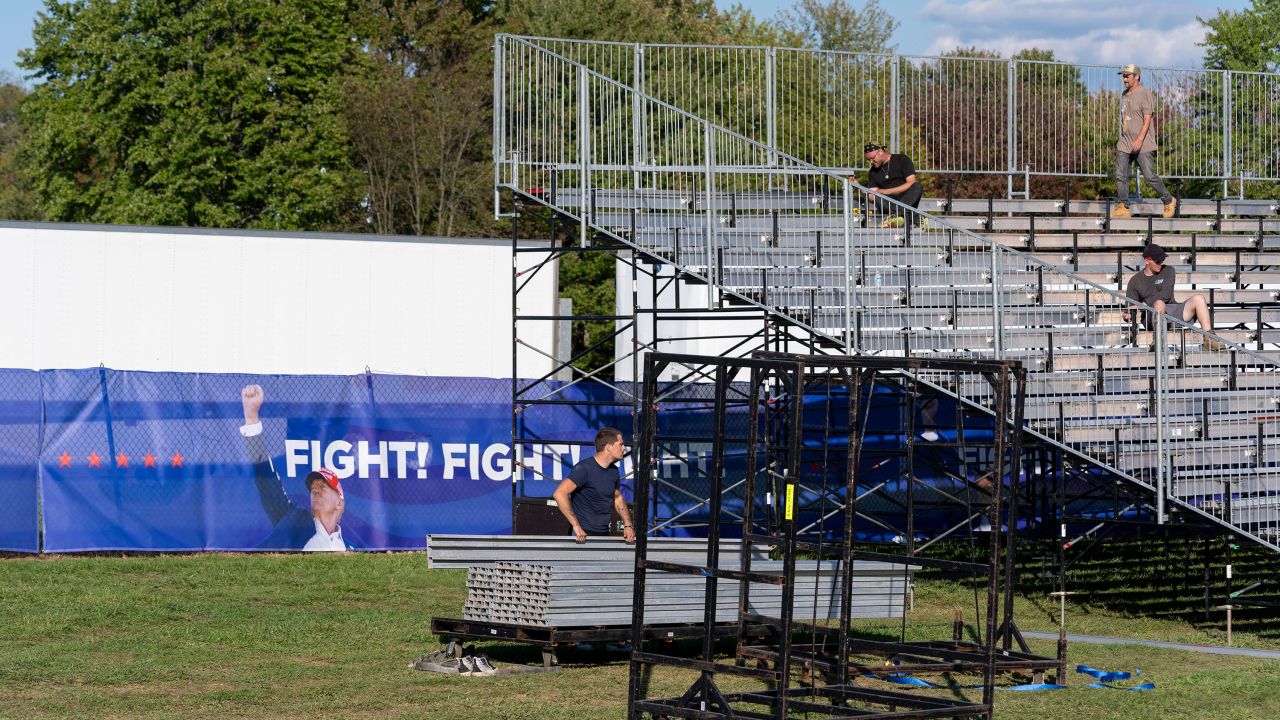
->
{"left": 1085, "top": 682, "right": 1156, "bottom": 691}
{"left": 1076, "top": 664, "right": 1136, "bottom": 682}
{"left": 871, "top": 675, "right": 1065, "bottom": 691}
{"left": 1077, "top": 665, "right": 1154, "bottom": 690}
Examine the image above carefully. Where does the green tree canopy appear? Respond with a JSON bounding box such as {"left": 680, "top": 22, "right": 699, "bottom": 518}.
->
{"left": 0, "top": 75, "right": 40, "bottom": 221}
{"left": 19, "top": 0, "right": 361, "bottom": 229}
{"left": 1199, "top": 0, "right": 1280, "bottom": 71}
{"left": 776, "top": 0, "right": 897, "bottom": 53}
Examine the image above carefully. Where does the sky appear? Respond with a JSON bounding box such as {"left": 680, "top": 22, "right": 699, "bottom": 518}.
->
{"left": 0, "top": 0, "right": 1258, "bottom": 84}
{"left": 723, "top": 0, "right": 1252, "bottom": 68}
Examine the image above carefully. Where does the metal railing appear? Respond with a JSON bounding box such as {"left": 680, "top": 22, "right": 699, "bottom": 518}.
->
{"left": 511, "top": 35, "right": 1280, "bottom": 195}
{"left": 495, "top": 34, "right": 1280, "bottom": 552}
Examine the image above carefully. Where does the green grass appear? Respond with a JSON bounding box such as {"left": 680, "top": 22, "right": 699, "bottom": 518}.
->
{"left": 3, "top": 553, "right": 1279, "bottom": 719}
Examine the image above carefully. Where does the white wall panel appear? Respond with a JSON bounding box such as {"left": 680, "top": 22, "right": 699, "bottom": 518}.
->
{"left": 0, "top": 223, "right": 555, "bottom": 378}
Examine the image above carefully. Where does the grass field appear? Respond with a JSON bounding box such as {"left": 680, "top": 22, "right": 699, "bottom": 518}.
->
{"left": 4, "top": 552, "right": 1279, "bottom": 719}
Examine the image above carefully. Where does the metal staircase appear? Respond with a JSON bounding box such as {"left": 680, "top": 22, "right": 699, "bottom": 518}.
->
{"left": 496, "top": 35, "right": 1280, "bottom": 553}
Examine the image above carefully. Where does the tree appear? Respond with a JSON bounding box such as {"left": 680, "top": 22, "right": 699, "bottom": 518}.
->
{"left": 18, "top": 0, "right": 361, "bottom": 229}
{"left": 497, "top": 0, "right": 723, "bottom": 44}
{"left": 776, "top": 0, "right": 897, "bottom": 53}
{"left": 343, "top": 0, "right": 499, "bottom": 237}
{"left": 0, "top": 75, "right": 40, "bottom": 221}
{"left": 1198, "top": 1, "right": 1280, "bottom": 199}
{"left": 1199, "top": 0, "right": 1280, "bottom": 72}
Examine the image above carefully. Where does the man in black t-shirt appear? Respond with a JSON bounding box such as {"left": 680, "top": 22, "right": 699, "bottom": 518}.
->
{"left": 1124, "top": 243, "right": 1224, "bottom": 350}
{"left": 861, "top": 142, "right": 922, "bottom": 228}
{"left": 553, "top": 427, "right": 637, "bottom": 542}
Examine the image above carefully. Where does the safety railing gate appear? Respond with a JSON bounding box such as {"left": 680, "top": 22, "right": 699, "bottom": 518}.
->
{"left": 511, "top": 35, "right": 1280, "bottom": 194}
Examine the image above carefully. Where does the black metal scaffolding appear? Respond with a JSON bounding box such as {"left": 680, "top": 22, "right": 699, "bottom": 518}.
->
{"left": 627, "top": 351, "right": 1036, "bottom": 720}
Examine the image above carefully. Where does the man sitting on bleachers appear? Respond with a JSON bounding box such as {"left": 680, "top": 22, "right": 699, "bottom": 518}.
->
{"left": 859, "top": 142, "right": 922, "bottom": 229}
{"left": 1124, "top": 244, "right": 1224, "bottom": 350}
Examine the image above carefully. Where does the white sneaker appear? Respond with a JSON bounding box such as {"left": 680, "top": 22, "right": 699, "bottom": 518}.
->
{"left": 920, "top": 430, "right": 940, "bottom": 442}
{"left": 468, "top": 654, "right": 498, "bottom": 676}
{"left": 458, "top": 655, "right": 477, "bottom": 676}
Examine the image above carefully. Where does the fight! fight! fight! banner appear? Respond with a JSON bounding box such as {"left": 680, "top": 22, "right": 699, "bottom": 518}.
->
{"left": 3, "top": 369, "right": 639, "bottom": 552}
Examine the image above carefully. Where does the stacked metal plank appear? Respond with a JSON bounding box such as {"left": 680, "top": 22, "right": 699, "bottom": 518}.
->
{"left": 462, "top": 560, "right": 914, "bottom": 627}
{"left": 426, "top": 534, "right": 771, "bottom": 569}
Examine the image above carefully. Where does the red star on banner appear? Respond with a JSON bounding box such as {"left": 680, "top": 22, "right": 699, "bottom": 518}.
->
{"left": 169, "top": 451, "right": 185, "bottom": 468}
{"left": 115, "top": 453, "right": 130, "bottom": 468}
{"left": 87, "top": 452, "right": 103, "bottom": 468}
{"left": 57, "top": 452, "right": 72, "bottom": 468}
{"left": 142, "top": 452, "right": 157, "bottom": 468}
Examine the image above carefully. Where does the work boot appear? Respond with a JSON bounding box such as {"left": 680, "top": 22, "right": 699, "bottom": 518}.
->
{"left": 1110, "top": 203, "right": 1132, "bottom": 219}
{"left": 881, "top": 216, "right": 906, "bottom": 229}
{"left": 1163, "top": 198, "right": 1178, "bottom": 218}
{"left": 1203, "top": 336, "right": 1226, "bottom": 351}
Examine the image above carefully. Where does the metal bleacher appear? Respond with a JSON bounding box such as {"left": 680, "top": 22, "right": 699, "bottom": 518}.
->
{"left": 495, "top": 35, "right": 1280, "bottom": 553}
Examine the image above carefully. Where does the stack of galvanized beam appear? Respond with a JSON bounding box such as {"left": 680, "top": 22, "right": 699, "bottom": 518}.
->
{"left": 426, "top": 534, "right": 771, "bottom": 569}
{"left": 461, "top": 560, "right": 913, "bottom": 627}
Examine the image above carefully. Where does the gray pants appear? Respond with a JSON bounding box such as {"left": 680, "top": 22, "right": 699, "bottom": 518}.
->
{"left": 1115, "top": 150, "right": 1172, "bottom": 204}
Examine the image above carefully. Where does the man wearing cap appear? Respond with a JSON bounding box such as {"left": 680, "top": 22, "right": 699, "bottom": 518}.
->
{"left": 1125, "top": 244, "right": 1223, "bottom": 350}
{"left": 239, "top": 384, "right": 364, "bottom": 551}
{"left": 553, "top": 427, "right": 636, "bottom": 543}
{"left": 1111, "top": 64, "right": 1177, "bottom": 220}
{"left": 860, "top": 143, "right": 922, "bottom": 229}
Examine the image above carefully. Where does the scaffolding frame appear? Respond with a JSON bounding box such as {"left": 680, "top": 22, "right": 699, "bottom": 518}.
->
{"left": 625, "top": 351, "right": 1035, "bottom": 720}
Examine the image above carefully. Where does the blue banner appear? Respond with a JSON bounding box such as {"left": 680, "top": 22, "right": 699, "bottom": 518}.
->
{"left": 20, "top": 369, "right": 632, "bottom": 552}
{"left": 0, "top": 369, "right": 40, "bottom": 552}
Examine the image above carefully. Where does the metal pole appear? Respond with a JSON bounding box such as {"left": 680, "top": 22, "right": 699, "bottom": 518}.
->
{"left": 991, "top": 246, "right": 1005, "bottom": 358}
{"left": 843, "top": 179, "right": 854, "bottom": 352}
{"left": 633, "top": 43, "right": 644, "bottom": 192}
{"left": 579, "top": 66, "right": 590, "bottom": 247}
{"left": 1222, "top": 71, "right": 1232, "bottom": 194}
{"left": 890, "top": 54, "right": 900, "bottom": 153}
{"left": 1155, "top": 319, "right": 1166, "bottom": 522}
{"left": 704, "top": 120, "right": 716, "bottom": 307}
{"left": 766, "top": 46, "right": 777, "bottom": 169}
{"left": 493, "top": 35, "right": 506, "bottom": 218}
{"left": 1007, "top": 59, "right": 1017, "bottom": 200}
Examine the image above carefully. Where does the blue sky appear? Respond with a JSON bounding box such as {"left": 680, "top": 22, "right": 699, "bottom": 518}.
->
{"left": 726, "top": 0, "right": 1252, "bottom": 67}
{"left": 0, "top": 0, "right": 1258, "bottom": 84}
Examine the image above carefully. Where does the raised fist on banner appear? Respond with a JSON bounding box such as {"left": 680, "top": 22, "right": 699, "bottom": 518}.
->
{"left": 241, "top": 384, "right": 264, "bottom": 425}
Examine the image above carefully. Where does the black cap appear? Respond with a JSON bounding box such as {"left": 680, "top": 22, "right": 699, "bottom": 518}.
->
{"left": 863, "top": 142, "right": 884, "bottom": 154}
{"left": 1142, "top": 244, "right": 1167, "bottom": 264}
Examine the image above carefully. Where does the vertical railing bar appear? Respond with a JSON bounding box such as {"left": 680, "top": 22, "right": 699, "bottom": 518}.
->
{"left": 843, "top": 179, "right": 853, "bottom": 352}
{"left": 493, "top": 34, "right": 506, "bottom": 217}
{"left": 890, "top": 54, "right": 900, "bottom": 153}
{"left": 633, "top": 43, "right": 644, "bottom": 192}
{"left": 704, "top": 120, "right": 716, "bottom": 307}
{"left": 578, "top": 65, "right": 590, "bottom": 247}
{"left": 767, "top": 46, "right": 777, "bottom": 177}
{"left": 1155, "top": 320, "right": 1166, "bottom": 523}
{"left": 1007, "top": 58, "right": 1016, "bottom": 200}
{"left": 991, "top": 245, "right": 1004, "bottom": 359}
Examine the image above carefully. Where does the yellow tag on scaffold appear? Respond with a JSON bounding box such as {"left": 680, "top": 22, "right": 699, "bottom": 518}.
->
{"left": 785, "top": 484, "right": 795, "bottom": 521}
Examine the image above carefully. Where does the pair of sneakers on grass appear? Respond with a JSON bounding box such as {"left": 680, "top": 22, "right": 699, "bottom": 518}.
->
{"left": 414, "top": 646, "right": 497, "bottom": 676}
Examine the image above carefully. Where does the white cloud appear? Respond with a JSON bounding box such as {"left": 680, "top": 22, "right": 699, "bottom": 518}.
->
{"left": 915, "top": 0, "right": 1217, "bottom": 67}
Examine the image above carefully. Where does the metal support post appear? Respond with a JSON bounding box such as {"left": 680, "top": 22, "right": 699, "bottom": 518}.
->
{"left": 843, "top": 179, "right": 854, "bottom": 351}
{"left": 1222, "top": 71, "right": 1232, "bottom": 192}
{"left": 704, "top": 120, "right": 716, "bottom": 306}
{"left": 991, "top": 246, "right": 1005, "bottom": 358}
{"left": 766, "top": 46, "right": 777, "bottom": 171}
{"left": 578, "top": 66, "right": 590, "bottom": 247}
{"left": 633, "top": 44, "right": 645, "bottom": 192}
{"left": 889, "top": 54, "right": 900, "bottom": 153}
{"left": 1006, "top": 59, "right": 1017, "bottom": 200}
{"left": 1155, "top": 320, "right": 1166, "bottom": 522}
{"left": 492, "top": 35, "right": 506, "bottom": 219}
